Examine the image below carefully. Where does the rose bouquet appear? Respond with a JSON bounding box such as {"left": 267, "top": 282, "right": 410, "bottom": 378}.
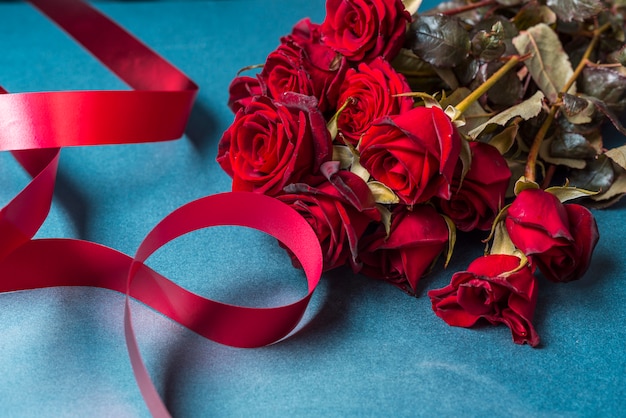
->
{"left": 217, "top": 0, "right": 626, "bottom": 346}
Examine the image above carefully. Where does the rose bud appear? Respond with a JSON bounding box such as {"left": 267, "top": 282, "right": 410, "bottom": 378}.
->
{"left": 505, "top": 188, "right": 599, "bottom": 283}
{"left": 359, "top": 106, "right": 462, "bottom": 205}
{"left": 358, "top": 205, "right": 449, "bottom": 295}
{"left": 217, "top": 93, "right": 331, "bottom": 196}
{"left": 428, "top": 254, "right": 540, "bottom": 347}
{"left": 336, "top": 57, "right": 413, "bottom": 145}
{"left": 320, "top": 0, "right": 410, "bottom": 63}
{"left": 436, "top": 141, "right": 511, "bottom": 232}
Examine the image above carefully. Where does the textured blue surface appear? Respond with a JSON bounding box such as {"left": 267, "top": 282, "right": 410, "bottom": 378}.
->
{"left": 0, "top": 1, "right": 625, "bottom": 416}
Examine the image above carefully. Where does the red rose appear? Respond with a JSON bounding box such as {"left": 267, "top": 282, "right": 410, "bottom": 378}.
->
{"left": 278, "top": 161, "right": 380, "bottom": 270}
{"left": 217, "top": 93, "right": 331, "bottom": 196}
{"left": 260, "top": 42, "right": 313, "bottom": 104}
{"left": 227, "top": 75, "right": 262, "bottom": 113}
{"left": 259, "top": 19, "right": 347, "bottom": 113}
{"left": 437, "top": 141, "right": 511, "bottom": 232}
{"left": 505, "top": 189, "right": 599, "bottom": 283}
{"left": 359, "top": 106, "right": 462, "bottom": 205}
{"left": 336, "top": 57, "right": 413, "bottom": 145}
{"left": 428, "top": 254, "right": 540, "bottom": 347}
{"left": 286, "top": 18, "right": 348, "bottom": 112}
{"left": 320, "top": 0, "right": 411, "bottom": 62}
{"left": 358, "top": 205, "right": 449, "bottom": 295}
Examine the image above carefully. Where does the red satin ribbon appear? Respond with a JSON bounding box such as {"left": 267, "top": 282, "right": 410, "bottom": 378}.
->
{"left": 0, "top": 1, "right": 323, "bottom": 417}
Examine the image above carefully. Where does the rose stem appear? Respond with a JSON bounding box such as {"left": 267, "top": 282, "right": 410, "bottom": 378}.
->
{"left": 541, "top": 163, "right": 557, "bottom": 189}
{"left": 453, "top": 55, "right": 521, "bottom": 118}
{"left": 524, "top": 22, "right": 612, "bottom": 182}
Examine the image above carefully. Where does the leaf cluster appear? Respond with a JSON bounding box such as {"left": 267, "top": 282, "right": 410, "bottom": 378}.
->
{"left": 396, "top": 0, "right": 626, "bottom": 206}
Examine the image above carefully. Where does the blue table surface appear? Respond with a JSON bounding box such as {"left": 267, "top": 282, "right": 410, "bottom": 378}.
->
{"left": 0, "top": 0, "right": 624, "bottom": 416}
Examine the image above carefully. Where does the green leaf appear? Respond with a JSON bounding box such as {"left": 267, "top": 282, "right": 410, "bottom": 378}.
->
{"left": 332, "top": 145, "right": 354, "bottom": 170}
{"left": 605, "top": 145, "right": 626, "bottom": 171}
{"left": 513, "top": 176, "right": 540, "bottom": 195}
{"left": 367, "top": 181, "right": 400, "bottom": 204}
{"left": 505, "top": 160, "right": 526, "bottom": 198}
{"left": 441, "top": 215, "right": 457, "bottom": 268}
{"left": 327, "top": 97, "right": 355, "bottom": 141}
{"left": 395, "top": 91, "right": 441, "bottom": 108}
{"left": 479, "top": 60, "right": 524, "bottom": 108}
{"left": 512, "top": 4, "right": 556, "bottom": 30}
{"left": 589, "top": 164, "right": 626, "bottom": 206}
{"left": 402, "top": 0, "right": 423, "bottom": 15}
{"left": 549, "top": 131, "right": 599, "bottom": 160}
{"left": 568, "top": 154, "right": 615, "bottom": 192}
{"left": 407, "top": 14, "right": 471, "bottom": 68}
{"left": 586, "top": 95, "right": 626, "bottom": 136}
{"left": 546, "top": 0, "right": 603, "bottom": 22}
{"left": 615, "top": 45, "right": 626, "bottom": 67}
{"left": 561, "top": 93, "right": 595, "bottom": 124}
{"left": 539, "top": 135, "right": 587, "bottom": 169}
{"left": 458, "top": 138, "right": 472, "bottom": 186}
{"left": 488, "top": 123, "right": 519, "bottom": 155}
{"left": 391, "top": 48, "right": 437, "bottom": 77}
{"left": 468, "top": 91, "right": 545, "bottom": 139}
{"left": 377, "top": 204, "right": 393, "bottom": 238}
{"left": 474, "top": 16, "right": 520, "bottom": 56}
{"left": 440, "top": 87, "right": 490, "bottom": 134}
{"left": 581, "top": 66, "right": 626, "bottom": 111}
{"left": 513, "top": 23, "right": 576, "bottom": 104}
{"left": 444, "top": 105, "right": 465, "bottom": 127}
{"left": 545, "top": 185, "right": 599, "bottom": 202}
{"left": 471, "top": 23, "right": 506, "bottom": 62}
{"left": 350, "top": 156, "right": 370, "bottom": 183}
{"left": 496, "top": 0, "right": 524, "bottom": 5}
{"left": 489, "top": 220, "right": 518, "bottom": 257}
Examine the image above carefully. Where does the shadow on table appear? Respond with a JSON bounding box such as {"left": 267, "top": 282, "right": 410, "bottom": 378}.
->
{"left": 185, "top": 100, "right": 222, "bottom": 159}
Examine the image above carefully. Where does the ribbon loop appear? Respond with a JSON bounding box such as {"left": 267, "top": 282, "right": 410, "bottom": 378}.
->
{"left": 0, "top": 1, "right": 324, "bottom": 417}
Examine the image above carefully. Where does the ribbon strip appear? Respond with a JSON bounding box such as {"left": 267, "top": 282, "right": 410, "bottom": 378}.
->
{"left": 0, "top": 1, "right": 323, "bottom": 417}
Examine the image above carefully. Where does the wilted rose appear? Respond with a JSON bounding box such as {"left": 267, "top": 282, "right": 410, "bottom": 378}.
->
{"left": 505, "top": 188, "right": 599, "bottom": 283}
{"left": 358, "top": 205, "right": 449, "bottom": 295}
{"left": 320, "top": 0, "right": 410, "bottom": 62}
{"left": 359, "top": 106, "right": 462, "bottom": 205}
{"left": 428, "top": 254, "right": 540, "bottom": 347}
{"left": 336, "top": 57, "right": 413, "bottom": 145}
{"left": 217, "top": 93, "right": 331, "bottom": 196}
{"left": 437, "top": 141, "right": 511, "bottom": 232}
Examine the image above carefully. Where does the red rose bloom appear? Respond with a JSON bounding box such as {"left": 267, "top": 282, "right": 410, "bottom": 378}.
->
{"left": 259, "top": 19, "right": 347, "bottom": 113}
{"left": 428, "top": 254, "right": 540, "bottom": 347}
{"left": 321, "top": 0, "right": 411, "bottom": 62}
{"left": 358, "top": 205, "right": 449, "bottom": 295}
{"left": 505, "top": 189, "right": 599, "bottom": 283}
{"left": 260, "top": 42, "right": 313, "bottom": 103}
{"left": 278, "top": 161, "right": 380, "bottom": 270}
{"left": 227, "top": 75, "right": 262, "bottom": 113}
{"left": 437, "top": 141, "right": 511, "bottom": 232}
{"left": 217, "top": 93, "right": 331, "bottom": 196}
{"left": 336, "top": 57, "right": 413, "bottom": 145}
{"left": 359, "top": 106, "right": 462, "bottom": 205}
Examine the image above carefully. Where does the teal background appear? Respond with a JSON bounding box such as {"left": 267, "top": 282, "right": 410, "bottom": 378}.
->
{"left": 0, "top": 0, "right": 624, "bottom": 416}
